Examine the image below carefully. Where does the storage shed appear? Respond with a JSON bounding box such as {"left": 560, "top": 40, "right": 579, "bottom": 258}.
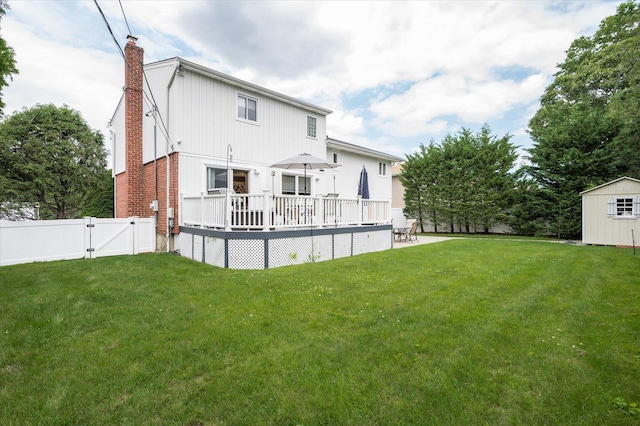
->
{"left": 581, "top": 177, "right": 640, "bottom": 246}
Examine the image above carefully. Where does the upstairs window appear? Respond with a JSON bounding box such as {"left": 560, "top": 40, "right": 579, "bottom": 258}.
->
{"left": 378, "top": 162, "right": 387, "bottom": 176}
{"left": 237, "top": 94, "right": 257, "bottom": 122}
{"left": 332, "top": 152, "right": 338, "bottom": 164}
{"left": 608, "top": 197, "right": 640, "bottom": 218}
{"left": 307, "top": 115, "right": 317, "bottom": 138}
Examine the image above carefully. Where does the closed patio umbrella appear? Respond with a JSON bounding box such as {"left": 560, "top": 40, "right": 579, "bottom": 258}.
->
{"left": 357, "top": 166, "right": 370, "bottom": 199}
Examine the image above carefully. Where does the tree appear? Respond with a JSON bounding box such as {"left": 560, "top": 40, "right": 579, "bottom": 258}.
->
{"left": 527, "top": 1, "right": 640, "bottom": 238}
{"left": 0, "top": 1, "right": 18, "bottom": 115}
{"left": 0, "top": 104, "right": 108, "bottom": 219}
{"left": 440, "top": 126, "right": 516, "bottom": 233}
{"left": 401, "top": 125, "right": 517, "bottom": 234}
{"left": 80, "top": 168, "right": 114, "bottom": 218}
{"left": 472, "top": 125, "right": 518, "bottom": 233}
{"left": 400, "top": 142, "right": 444, "bottom": 232}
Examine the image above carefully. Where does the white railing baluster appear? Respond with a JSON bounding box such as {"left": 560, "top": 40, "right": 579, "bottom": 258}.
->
{"left": 179, "top": 193, "right": 392, "bottom": 229}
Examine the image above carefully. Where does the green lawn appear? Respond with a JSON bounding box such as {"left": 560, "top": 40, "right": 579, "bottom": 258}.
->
{"left": 1, "top": 240, "right": 639, "bottom": 425}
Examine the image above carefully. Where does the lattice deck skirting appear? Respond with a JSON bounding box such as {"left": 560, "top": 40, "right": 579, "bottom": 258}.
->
{"left": 177, "top": 225, "right": 393, "bottom": 269}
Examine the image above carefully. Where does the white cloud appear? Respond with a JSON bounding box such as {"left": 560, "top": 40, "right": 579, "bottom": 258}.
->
{"left": 369, "top": 73, "right": 547, "bottom": 137}
{"left": 3, "top": 8, "right": 122, "bottom": 136}
{"left": 1, "top": 0, "right": 626, "bottom": 160}
{"left": 326, "top": 110, "right": 365, "bottom": 141}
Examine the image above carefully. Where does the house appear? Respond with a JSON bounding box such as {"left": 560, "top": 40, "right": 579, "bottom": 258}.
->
{"left": 110, "top": 37, "right": 400, "bottom": 268}
{"left": 390, "top": 163, "right": 408, "bottom": 227}
{"left": 581, "top": 176, "right": 640, "bottom": 246}
{"left": 0, "top": 202, "right": 39, "bottom": 221}
{"left": 326, "top": 137, "right": 402, "bottom": 200}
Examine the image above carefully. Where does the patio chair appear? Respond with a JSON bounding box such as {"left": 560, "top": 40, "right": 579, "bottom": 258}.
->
{"left": 407, "top": 221, "right": 419, "bottom": 242}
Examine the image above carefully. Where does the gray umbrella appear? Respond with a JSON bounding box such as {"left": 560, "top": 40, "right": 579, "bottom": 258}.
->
{"left": 271, "top": 153, "right": 338, "bottom": 195}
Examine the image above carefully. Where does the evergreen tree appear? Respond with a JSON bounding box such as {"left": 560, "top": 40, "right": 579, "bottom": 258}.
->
{"left": 400, "top": 142, "right": 444, "bottom": 232}
{"left": 401, "top": 125, "right": 517, "bottom": 234}
{"left": 527, "top": 1, "right": 640, "bottom": 238}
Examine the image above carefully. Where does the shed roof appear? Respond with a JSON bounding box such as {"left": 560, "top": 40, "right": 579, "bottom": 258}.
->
{"left": 580, "top": 176, "right": 640, "bottom": 195}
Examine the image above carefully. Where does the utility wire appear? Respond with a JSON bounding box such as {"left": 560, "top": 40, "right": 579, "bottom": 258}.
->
{"left": 94, "top": 0, "right": 175, "bottom": 152}
{"left": 118, "top": 0, "right": 133, "bottom": 36}
{"left": 113, "top": 0, "right": 173, "bottom": 150}
{"left": 93, "top": 0, "right": 125, "bottom": 60}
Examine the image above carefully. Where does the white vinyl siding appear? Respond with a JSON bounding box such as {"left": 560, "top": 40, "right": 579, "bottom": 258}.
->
{"left": 166, "top": 68, "right": 327, "bottom": 165}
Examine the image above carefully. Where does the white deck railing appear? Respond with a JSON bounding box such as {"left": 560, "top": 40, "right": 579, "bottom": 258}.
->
{"left": 180, "top": 192, "right": 391, "bottom": 230}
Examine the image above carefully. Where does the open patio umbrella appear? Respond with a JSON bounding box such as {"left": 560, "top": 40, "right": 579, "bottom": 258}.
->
{"left": 357, "top": 166, "right": 370, "bottom": 199}
{"left": 271, "top": 153, "right": 338, "bottom": 196}
{"left": 271, "top": 153, "right": 339, "bottom": 261}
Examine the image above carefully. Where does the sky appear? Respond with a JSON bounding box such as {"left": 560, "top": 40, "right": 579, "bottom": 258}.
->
{"left": 1, "top": 0, "right": 627, "bottom": 168}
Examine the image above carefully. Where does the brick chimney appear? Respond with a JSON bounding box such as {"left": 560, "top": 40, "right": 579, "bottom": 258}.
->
{"left": 121, "top": 35, "right": 145, "bottom": 218}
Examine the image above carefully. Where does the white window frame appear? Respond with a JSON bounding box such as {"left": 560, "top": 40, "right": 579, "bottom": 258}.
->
{"left": 306, "top": 115, "right": 317, "bottom": 139}
{"left": 282, "top": 174, "right": 311, "bottom": 196}
{"left": 332, "top": 152, "right": 338, "bottom": 164}
{"left": 236, "top": 92, "right": 258, "bottom": 124}
{"left": 607, "top": 197, "right": 640, "bottom": 218}
{"left": 378, "top": 162, "right": 387, "bottom": 176}
{"left": 206, "top": 167, "right": 229, "bottom": 193}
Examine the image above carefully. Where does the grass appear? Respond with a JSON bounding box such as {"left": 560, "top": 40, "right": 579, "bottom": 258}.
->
{"left": 1, "top": 239, "right": 639, "bottom": 425}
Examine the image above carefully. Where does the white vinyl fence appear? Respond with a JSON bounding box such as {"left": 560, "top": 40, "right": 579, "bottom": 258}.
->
{"left": 0, "top": 217, "right": 155, "bottom": 267}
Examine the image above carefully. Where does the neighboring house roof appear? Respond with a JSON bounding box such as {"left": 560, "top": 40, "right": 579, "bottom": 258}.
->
{"left": 580, "top": 176, "right": 640, "bottom": 195}
{"left": 0, "top": 202, "right": 39, "bottom": 221}
{"left": 326, "top": 137, "right": 404, "bottom": 163}
{"left": 391, "top": 163, "right": 403, "bottom": 176}
{"left": 146, "top": 57, "right": 333, "bottom": 117}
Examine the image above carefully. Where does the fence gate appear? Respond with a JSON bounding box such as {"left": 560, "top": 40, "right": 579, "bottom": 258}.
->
{"left": 0, "top": 216, "right": 155, "bottom": 267}
{"left": 85, "top": 217, "right": 140, "bottom": 258}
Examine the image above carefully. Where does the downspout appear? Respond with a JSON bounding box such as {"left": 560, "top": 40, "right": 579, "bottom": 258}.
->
{"left": 108, "top": 121, "right": 116, "bottom": 218}
{"left": 166, "top": 137, "right": 171, "bottom": 252}
{"left": 153, "top": 115, "right": 158, "bottom": 233}
{"left": 165, "top": 61, "right": 181, "bottom": 252}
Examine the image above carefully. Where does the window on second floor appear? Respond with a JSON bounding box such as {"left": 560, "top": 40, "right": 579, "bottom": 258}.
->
{"left": 378, "top": 162, "right": 387, "bottom": 176}
{"left": 332, "top": 152, "right": 338, "bottom": 164}
{"left": 237, "top": 94, "right": 257, "bottom": 122}
{"left": 307, "top": 115, "right": 317, "bottom": 138}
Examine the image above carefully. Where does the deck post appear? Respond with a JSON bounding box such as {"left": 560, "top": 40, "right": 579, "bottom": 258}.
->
{"left": 316, "top": 196, "right": 324, "bottom": 228}
{"left": 225, "top": 191, "right": 232, "bottom": 231}
{"left": 262, "top": 189, "right": 270, "bottom": 231}
{"left": 200, "top": 192, "right": 205, "bottom": 229}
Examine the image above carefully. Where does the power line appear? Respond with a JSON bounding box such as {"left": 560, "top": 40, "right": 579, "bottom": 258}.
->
{"left": 93, "top": 0, "right": 175, "bottom": 152}
{"left": 93, "top": 0, "right": 124, "bottom": 60}
{"left": 118, "top": 0, "right": 133, "bottom": 36}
